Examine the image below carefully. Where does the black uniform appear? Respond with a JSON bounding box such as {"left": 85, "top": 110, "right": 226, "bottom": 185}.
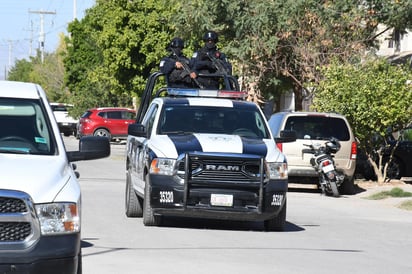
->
{"left": 160, "top": 38, "right": 194, "bottom": 88}
{"left": 191, "top": 31, "right": 232, "bottom": 89}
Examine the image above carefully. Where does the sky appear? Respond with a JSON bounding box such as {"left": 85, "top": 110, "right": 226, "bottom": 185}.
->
{"left": 0, "top": 0, "right": 95, "bottom": 80}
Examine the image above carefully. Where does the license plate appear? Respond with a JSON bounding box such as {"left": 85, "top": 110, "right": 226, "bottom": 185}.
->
{"left": 322, "top": 164, "right": 334, "bottom": 173}
{"left": 210, "top": 194, "right": 233, "bottom": 207}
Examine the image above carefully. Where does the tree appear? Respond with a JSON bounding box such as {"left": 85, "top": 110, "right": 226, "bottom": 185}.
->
{"left": 370, "top": 0, "right": 412, "bottom": 30}
{"left": 64, "top": 15, "right": 110, "bottom": 118}
{"left": 172, "top": 0, "right": 412, "bottom": 109}
{"left": 8, "top": 39, "right": 67, "bottom": 103}
{"left": 63, "top": 0, "right": 411, "bottom": 117}
{"left": 64, "top": 0, "right": 175, "bottom": 117}
{"left": 30, "top": 34, "right": 68, "bottom": 102}
{"left": 7, "top": 59, "right": 34, "bottom": 83}
{"left": 312, "top": 59, "right": 412, "bottom": 183}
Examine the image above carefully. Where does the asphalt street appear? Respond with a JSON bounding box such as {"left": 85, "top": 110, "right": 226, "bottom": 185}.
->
{"left": 64, "top": 136, "right": 412, "bottom": 274}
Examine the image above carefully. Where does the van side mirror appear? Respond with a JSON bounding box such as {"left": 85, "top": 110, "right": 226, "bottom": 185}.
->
{"left": 274, "top": 130, "right": 297, "bottom": 143}
{"left": 67, "top": 136, "right": 110, "bottom": 161}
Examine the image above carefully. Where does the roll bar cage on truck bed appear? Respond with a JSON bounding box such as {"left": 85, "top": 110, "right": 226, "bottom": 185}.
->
{"left": 135, "top": 72, "right": 241, "bottom": 123}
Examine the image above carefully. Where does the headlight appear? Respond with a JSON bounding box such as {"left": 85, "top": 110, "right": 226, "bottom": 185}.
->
{"left": 35, "top": 203, "right": 80, "bottom": 235}
{"left": 266, "top": 162, "right": 288, "bottom": 179}
{"left": 150, "top": 158, "right": 176, "bottom": 175}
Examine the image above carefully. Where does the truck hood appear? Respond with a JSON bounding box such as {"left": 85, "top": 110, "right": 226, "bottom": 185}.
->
{"left": 150, "top": 133, "right": 285, "bottom": 162}
{"left": 0, "top": 154, "right": 73, "bottom": 203}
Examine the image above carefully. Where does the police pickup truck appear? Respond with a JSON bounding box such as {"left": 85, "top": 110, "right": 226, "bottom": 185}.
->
{"left": 125, "top": 73, "right": 295, "bottom": 231}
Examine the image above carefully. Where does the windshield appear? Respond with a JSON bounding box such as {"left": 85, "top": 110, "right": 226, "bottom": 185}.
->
{"left": 158, "top": 105, "right": 270, "bottom": 138}
{"left": 0, "top": 98, "right": 56, "bottom": 155}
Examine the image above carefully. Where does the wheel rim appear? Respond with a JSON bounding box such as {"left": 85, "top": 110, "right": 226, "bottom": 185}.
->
{"left": 95, "top": 129, "right": 109, "bottom": 138}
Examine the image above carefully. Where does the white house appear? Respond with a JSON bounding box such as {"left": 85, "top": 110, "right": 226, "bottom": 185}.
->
{"left": 376, "top": 25, "right": 412, "bottom": 56}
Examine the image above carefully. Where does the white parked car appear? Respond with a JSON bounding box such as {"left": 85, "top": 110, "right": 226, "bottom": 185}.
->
{"left": 0, "top": 81, "right": 110, "bottom": 273}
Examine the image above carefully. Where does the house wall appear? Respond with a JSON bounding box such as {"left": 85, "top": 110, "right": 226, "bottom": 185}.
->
{"left": 376, "top": 25, "right": 412, "bottom": 56}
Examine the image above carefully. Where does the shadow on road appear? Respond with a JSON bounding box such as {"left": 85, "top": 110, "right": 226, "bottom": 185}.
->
{"left": 154, "top": 216, "right": 305, "bottom": 233}
{"left": 288, "top": 183, "right": 367, "bottom": 196}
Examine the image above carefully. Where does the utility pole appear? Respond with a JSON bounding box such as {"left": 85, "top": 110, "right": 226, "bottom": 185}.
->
{"left": 8, "top": 40, "right": 13, "bottom": 69}
{"left": 3, "top": 40, "right": 14, "bottom": 79}
{"left": 73, "top": 0, "right": 77, "bottom": 20}
{"left": 29, "top": 9, "right": 56, "bottom": 63}
{"left": 24, "top": 21, "right": 34, "bottom": 56}
{"left": 29, "top": 21, "right": 34, "bottom": 56}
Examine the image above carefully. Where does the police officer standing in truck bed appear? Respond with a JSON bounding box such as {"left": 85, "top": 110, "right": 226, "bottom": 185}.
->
{"left": 190, "top": 31, "right": 232, "bottom": 89}
{"left": 160, "top": 37, "right": 194, "bottom": 88}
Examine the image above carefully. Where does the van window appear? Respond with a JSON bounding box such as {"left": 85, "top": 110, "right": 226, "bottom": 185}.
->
{"left": 284, "top": 116, "right": 350, "bottom": 141}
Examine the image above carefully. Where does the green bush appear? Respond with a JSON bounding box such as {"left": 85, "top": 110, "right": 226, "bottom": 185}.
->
{"left": 366, "top": 187, "right": 412, "bottom": 200}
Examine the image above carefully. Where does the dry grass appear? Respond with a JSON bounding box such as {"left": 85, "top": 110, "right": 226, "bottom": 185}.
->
{"left": 363, "top": 187, "right": 412, "bottom": 211}
{"left": 398, "top": 200, "right": 412, "bottom": 210}
{"left": 365, "top": 187, "right": 412, "bottom": 200}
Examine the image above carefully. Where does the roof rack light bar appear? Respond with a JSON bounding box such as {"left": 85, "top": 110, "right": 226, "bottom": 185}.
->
{"left": 167, "top": 88, "right": 247, "bottom": 100}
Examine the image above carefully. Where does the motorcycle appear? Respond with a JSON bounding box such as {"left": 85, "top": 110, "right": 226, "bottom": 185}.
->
{"left": 302, "top": 137, "right": 345, "bottom": 197}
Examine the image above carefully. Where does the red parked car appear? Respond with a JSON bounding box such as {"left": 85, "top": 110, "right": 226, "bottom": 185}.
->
{"left": 77, "top": 107, "right": 136, "bottom": 140}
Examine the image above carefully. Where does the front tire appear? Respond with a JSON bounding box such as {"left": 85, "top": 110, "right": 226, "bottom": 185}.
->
{"left": 125, "top": 168, "right": 143, "bottom": 217}
{"left": 264, "top": 201, "right": 287, "bottom": 232}
{"left": 77, "top": 250, "right": 82, "bottom": 274}
{"left": 143, "top": 174, "right": 161, "bottom": 226}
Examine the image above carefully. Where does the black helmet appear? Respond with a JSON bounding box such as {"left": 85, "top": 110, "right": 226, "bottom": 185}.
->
{"left": 325, "top": 137, "right": 341, "bottom": 154}
{"left": 203, "top": 31, "right": 218, "bottom": 43}
{"left": 169, "top": 37, "right": 184, "bottom": 49}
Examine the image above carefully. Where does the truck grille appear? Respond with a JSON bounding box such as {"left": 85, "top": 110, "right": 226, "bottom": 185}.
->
{"left": 0, "top": 190, "right": 40, "bottom": 250}
{"left": 176, "top": 152, "right": 265, "bottom": 183}
{"left": 0, "top": 197, "right": 28, "bottom": 213}
{"left": 0, "top": 222, "right": 32, "bottom": 241}
{"left": 176, "top": 152, "right": 266, "bottom": 211}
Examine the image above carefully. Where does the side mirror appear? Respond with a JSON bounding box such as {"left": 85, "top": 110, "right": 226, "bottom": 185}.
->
{"left": 128, "top": 123, "right": 147, "bottom": 137}
{"left": 274, "top": 130, "right": 297, "bottom": 143}
{"left": 67, "top": 136, "right": 110, "bottom": 162}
